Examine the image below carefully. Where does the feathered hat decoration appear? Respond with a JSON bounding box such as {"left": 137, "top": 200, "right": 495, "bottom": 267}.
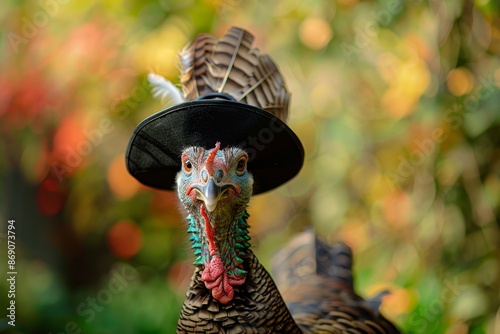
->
{"left": 126, "top": 27, "right": 304, "bottom": 194}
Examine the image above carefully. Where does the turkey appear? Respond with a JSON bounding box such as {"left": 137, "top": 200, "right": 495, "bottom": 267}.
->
{"left": 126, "top": 27, "right": 400, "bottom": 333}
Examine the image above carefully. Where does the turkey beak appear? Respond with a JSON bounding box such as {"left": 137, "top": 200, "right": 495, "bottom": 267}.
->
{"left": 195, "top": 179, "right": 232, "bottom": 213}
{"left": 201, "top": 179, "right": 220, "bottom": 213}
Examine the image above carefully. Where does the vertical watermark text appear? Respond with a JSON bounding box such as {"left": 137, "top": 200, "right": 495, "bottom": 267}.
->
{"left": 5, "top": 219, "right": 17, "bottom": 327}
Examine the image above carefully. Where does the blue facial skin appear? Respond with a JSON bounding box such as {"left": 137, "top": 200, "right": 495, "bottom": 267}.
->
{"left": 176, "top": 144, "right": 253, "bottom": 215}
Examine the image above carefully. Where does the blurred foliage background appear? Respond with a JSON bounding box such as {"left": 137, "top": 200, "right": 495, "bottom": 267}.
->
{"left": 1, "top": 0, "right": 499, "bottom": 333}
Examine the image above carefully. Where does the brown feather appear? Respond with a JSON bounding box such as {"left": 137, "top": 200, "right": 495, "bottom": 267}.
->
{"left": 209, "top": 27, "right": 259, "bottom": 94}
{"left": 240, "top": 55, "right": 289, "bottom": 122}
{"left": 179, "top": 33, "right": 217, "bottom": 100}
{"left": 271, "top": 230, "right": 400, "bottom": 334}
{"left": 178, "top": 27, "right": 290, "bottom": 122}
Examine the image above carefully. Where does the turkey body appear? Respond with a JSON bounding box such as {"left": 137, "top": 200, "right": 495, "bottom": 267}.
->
{"left": 178, "top": 228, "right": 400, "bottom": 333}
{"left": 177, "top": 250, "right": 300, "bottom": 333}
{"left": 271, "top": 231, "right": 401, "bottom": 334}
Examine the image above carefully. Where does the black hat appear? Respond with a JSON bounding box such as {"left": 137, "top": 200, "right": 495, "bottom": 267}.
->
{"left": 125, "top": 93, "right": 304, "bottom": 195}
{"left": 125, "top": 27, "right": 304, "bottom": 194}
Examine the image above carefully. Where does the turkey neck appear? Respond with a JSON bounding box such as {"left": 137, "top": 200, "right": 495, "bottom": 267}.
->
{"left": 186, "top": 208, "right": 251, "bottom": 304}
{"left": 187, "top": 209, "right": 250, "bottom": 277}
{"left": 177, "top": 249, "right": 301, "bottom": 333}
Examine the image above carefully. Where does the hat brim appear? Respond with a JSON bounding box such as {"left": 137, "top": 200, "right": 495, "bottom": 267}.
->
{"left": 125, "top": 99, "right": 304, "bottom": 195}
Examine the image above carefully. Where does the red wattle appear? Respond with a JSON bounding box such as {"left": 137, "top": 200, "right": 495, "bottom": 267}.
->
{"left": 199, "top": 205, "right": 246, "bottom": 304}
{"left": 201, "top": 255, "right": 246, "bottom": 304}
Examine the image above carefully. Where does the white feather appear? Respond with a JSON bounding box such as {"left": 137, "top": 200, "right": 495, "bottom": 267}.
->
{"left": 147, "top": 72, "right": 184, "bottom": 106}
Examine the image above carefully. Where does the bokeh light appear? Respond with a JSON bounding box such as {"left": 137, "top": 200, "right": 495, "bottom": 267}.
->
{"left": 36, "top": 178, "right": 65, "bottom": 216}
{"left": 107, "top": 154, "right": 141, "bottom": 200}
{"left": 107, "top": 221, "right": 143, "bottom": 259}
{"left": 447, "top": 67, "right": 475, "bottom": 96}
{"left": 299, "top": 16, "right": 333, "bottom": 50}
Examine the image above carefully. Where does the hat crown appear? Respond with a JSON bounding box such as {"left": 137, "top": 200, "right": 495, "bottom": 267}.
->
{"left": 195, "top": 93, "right": 237, "bottom": 101}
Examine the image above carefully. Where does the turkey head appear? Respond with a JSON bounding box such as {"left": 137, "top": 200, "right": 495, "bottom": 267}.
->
{"left": 176, "top": 142, "right": 253, "bottom": 304}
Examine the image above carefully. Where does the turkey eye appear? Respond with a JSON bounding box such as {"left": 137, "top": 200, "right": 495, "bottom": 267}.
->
{"left": 236, "top": 157, "right": 247, "bottom": 175}
{"left": 183, "top": 160, "right": 192, "bottom": 172}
